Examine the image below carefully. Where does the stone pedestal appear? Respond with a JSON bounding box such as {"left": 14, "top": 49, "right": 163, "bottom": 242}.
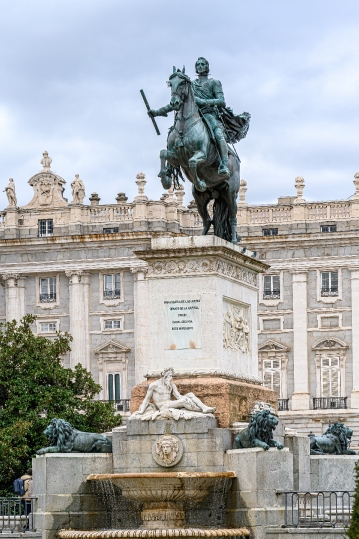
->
{"left": 310, "top": 454, "right": 359, "bottom": 491}
{"left": 133, "top": 236, "right": 269, "bottom": 384}
{"left": 130, "top": 373, "right": 277, "bottom": 428}
{"left": 225, "top": 447, "right": 293, "bottom": 539}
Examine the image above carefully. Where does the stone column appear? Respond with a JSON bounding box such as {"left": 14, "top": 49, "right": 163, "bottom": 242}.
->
{"left": 2, "top": 274, "right": 26, "bottom": 322}
{"left": 291, "top": 272, "right": 310, "bottom": 410}
{"left": 350, "top": 269, "right": 359, "bottom": 408}
{"left": 65, "top": 270, "right": 90, "bottom": 370}
{"left": 131, "top": 266, "right": 149, "bottom": 385}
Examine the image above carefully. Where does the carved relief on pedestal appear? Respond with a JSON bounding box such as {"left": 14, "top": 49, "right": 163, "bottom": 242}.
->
{"left": 223, "top": 299, "right": 251, "bottom": 354}
{"left": 152, "top": 434, "right": 183, "bottom": 467}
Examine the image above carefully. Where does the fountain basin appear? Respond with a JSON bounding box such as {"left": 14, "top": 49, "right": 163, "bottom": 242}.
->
{"left": 87, "top": 472, "right": 236, "bottom": 505}
{"left": 59, "top": 528, "right": 250, "bottom": 538}
{"left": 87, "top": 472, "right": 236, "bottom": 531}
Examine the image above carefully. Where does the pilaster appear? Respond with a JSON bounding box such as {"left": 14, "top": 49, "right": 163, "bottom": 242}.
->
{"left": 291, "top": 271, "right": 310, "bottom": 410}
{"left": 131, "top": 266, "right": 149, "bottom": 384}
{"left": 350, "top": 269, "right": 359, "bottom": 408}
{"left": 2, "top": 273, "right": 26, "bottom": 323}
{"left": 65, "top": 270, "right": 90, "bottom": 370}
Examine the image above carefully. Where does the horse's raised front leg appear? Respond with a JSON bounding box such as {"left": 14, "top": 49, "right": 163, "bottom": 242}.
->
{"left": 192, "top": 186, "right": 212, "bottom": 235}
{"left": 188, "top": 151, "right": 206, "bottom": 192}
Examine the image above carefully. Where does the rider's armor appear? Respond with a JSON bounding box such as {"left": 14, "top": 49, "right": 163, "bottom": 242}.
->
{"left": 153, "top": 78, "right": 230, "bottom": 178}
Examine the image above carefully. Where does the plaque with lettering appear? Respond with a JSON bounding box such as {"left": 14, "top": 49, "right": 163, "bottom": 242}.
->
{"left": 163, "top": 295, "right": 202, "bottom": 350}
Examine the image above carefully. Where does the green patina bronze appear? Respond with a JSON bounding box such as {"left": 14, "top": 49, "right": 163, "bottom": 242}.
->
{"left": 148, "top": 57, "right": 250, "bottom": 244}
{"left": 36, "top": 418, "right": 112, "bottom": 454}
{"left": 233, "top": 410, "right": 284, "bottom": 451}
{"left": 309, "top": 422, "right": 357, "bottom": 455}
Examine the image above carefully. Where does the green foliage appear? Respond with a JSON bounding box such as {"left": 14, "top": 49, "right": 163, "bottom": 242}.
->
{"left": 0, "top": 314, "right": 121, "bottom": 494}
{"left": 348, "top": 462, "right": 359, "bottom": 538}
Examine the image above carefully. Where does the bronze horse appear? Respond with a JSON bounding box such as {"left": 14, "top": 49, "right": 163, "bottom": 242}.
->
{"left": 157, "top": 68, "right": 242, "bottom": 245}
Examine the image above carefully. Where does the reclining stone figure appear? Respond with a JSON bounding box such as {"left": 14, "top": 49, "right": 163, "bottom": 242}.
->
{"left": 309, "top": 422, "right": 356, "bottom": 455}
{"left": 233, "top": 409, "right": 284, "bottom": 451}
{"left": 131, "top": 367, "right": 216, "bottom": 421}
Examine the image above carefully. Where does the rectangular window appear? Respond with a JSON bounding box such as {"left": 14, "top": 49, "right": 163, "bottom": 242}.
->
{"left": 321, "top": 357, "right": 340, "bottom": 397}
{"left": 263, "top": 359, "right": 281, "bottom": 395}
{"left": 108, "top": 373, "right": 121, "bottom": 402}
{"left": 40, "top": 322, "right": 57, "bottom": 333}
{"left": 38, "top": 219, "right": 54, "bottom": 237}
{"left": 321, "top": 224, "right": 337, "bottom": 233}
{"left": 104, "top": 319, "right": 121, "bottom": 330}
{"left": 321, "top": 271, "right": 338, "bottom": 297}
{"left": 263, "top": 228, "right": 278, "bottom": 236}
{"left": 263, "top": 275, "right": 280, "bottom": 300}
{"left": 103, "top": 274, "right": 121, "bottom": 299}
{"left": 40, "top": 277, "right": 56, "bottom": 302}
{"left": 103, "top": 227, "right": 119, "bottom": 234}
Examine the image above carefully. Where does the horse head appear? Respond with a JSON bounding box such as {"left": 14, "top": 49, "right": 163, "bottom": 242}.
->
{"left": 167, "top": 66, "right": 191, "bottom": 111}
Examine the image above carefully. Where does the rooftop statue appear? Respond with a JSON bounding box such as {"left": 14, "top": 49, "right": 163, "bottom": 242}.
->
{"left": 233, "top": 409, "right": 284, "bottom": 451}
{"left": 3, "top": 178, "right": 17, "bottom": 207}
{"left": 309, "top": 422, "right": 356, "bottom": 455}
{"left": 36, "top": 418, "right": 112, "bottom": 454}
{"left": 147, "top": 57, "right": 250, "bottom": 244}
{"left": 130, "top": 367, "right": 216, "bottom": 421}
{"left": 71, "top": 174, "right": 86, "bottom": 204}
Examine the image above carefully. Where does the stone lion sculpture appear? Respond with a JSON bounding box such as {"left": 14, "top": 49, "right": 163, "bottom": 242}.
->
{"left": 36, "top": 418, "right": 112, "bottom": 454}
{"left": 156, "top": 435, "right": 179, "bottom": 465}
{"left": 309, "top": 422, "right": 356, "bottom": 455}
{"left": 233, "top": 409, "right": 284, "bottom": 451}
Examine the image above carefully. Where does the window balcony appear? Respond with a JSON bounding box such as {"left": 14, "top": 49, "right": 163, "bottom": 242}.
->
{"left": 278, "top": 398, "right": 289, "bottom": 411}
{"left": 312, "top": 397, "right": 347, "bottom": 410}
{"left": 321, "top": 287, "right": 338, "bottom": 297}
{"left": 40, "top": 292, "right": 57, "bottom": 303}
{"left": 263, "top": 289, "right": 280, "bottom": 300}
{"left": 103, "top": 289, "right": 121, "bottom": 300}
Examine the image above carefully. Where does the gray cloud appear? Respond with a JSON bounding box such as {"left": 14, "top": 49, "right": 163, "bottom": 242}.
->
{"left": 0, "top": 0, "right": 358, "bottom": 209}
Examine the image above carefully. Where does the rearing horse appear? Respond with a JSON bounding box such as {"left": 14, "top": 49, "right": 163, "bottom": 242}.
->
{"left": 157, "top": 68, "right": 241, "bottom": 245}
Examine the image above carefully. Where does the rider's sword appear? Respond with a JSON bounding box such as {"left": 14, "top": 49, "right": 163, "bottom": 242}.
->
{"left": 140, "top": 89, "right": 161, "bottom": 136}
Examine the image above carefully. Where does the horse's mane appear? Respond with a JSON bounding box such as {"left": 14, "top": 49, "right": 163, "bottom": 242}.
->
{"left": 248, "top": 409, "right": 275, "bottom": 446}
{"left": 169, "top": 71, "right": 191, "bottom": 83}
{"left": 325, "top": 422, "right": 348, "bottom": 451}
{"left": 48, "top": 418, "right": 75, "bottom": 451}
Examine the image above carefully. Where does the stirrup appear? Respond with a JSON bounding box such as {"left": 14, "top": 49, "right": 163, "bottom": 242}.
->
{"left": 218, "top": 164, "right": 230, "bottom": 178}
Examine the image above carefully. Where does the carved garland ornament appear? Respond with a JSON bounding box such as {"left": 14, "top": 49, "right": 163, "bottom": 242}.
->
{"left": 148, "top": 258, "right": 257, "bottom": 286}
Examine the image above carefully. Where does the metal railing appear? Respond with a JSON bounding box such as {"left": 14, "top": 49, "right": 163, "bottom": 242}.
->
{"left": 313, "top": 397, "right": 348, "bottom": 410}
{"left": 103, "top": 289, "right": 121, "bottom": 300}
{"left": 99, "top": 399, "right": 131, "bottom": 412}
{"left": 39, "top": 292, "right": 57, "bottom": 303}
{"left": 263, "top": 289, "right": 280, "bottom": 299}
{"left": 0, "top": 497, "right": 36, "bottom": 532}
{"left": 281, "top": 491, "right": 353, "bottom": 528}
{"left": 278, "top": 399, "right": 289, "bottom": 411}
{"left": 321, "top": 287, "right": 338, "bottom": 297}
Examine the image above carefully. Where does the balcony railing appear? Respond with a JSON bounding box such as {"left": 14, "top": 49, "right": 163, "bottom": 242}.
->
{"left": 313, "top": 397, "right": 347, "bottom": 410}
{"left": 40, "top": 292, "right": 57, "bottom": 303}
{"left": 263, "top": 289, "right": 280, "bottom": 300}
{"left": 281, "top": 491, "right": 353, "bottom": 528}
{"left": 0, "top": 497, "right": 36, "bottom": 532}
{"left": 278, "top": 399, "right": 289, "bottom": 411}
{"left": 103, "top": 289, "right": 121, "bottom": 300}
{"left": 111, "top": 399, "right": 131, "bottom": 413}
{"left": 321, "top": 287, "right": 338, "bottom": 297}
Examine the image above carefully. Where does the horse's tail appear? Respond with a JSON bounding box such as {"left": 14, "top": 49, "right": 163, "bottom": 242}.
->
{"left": 213, "top": 196, "right": 233, "bottom": 243}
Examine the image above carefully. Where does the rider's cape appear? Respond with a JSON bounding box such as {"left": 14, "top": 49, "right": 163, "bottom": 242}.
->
{"left": 221, "top": 108, "right": 251, "bottom": 144}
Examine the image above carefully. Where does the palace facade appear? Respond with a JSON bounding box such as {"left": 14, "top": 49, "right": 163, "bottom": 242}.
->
{"left": 2, "top": 153, "right": 359, "bottom": 441}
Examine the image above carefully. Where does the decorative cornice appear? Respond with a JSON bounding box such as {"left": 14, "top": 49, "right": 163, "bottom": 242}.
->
{"left": 144, "top": 369, "right": 262, "bottom": 386}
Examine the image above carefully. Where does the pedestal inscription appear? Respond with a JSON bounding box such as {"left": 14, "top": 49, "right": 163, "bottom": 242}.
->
{"left": 164, "top": 295, "right": 201, "bottom": 350}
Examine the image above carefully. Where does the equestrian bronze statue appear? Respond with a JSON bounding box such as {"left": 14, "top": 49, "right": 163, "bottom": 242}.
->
{"left": 148, "top": 57, "right": 250, "bottom": 244}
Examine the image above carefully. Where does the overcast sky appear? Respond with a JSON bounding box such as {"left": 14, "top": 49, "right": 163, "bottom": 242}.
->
{"left": 0, "top": 0, "right": 358, "bottom": 209}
